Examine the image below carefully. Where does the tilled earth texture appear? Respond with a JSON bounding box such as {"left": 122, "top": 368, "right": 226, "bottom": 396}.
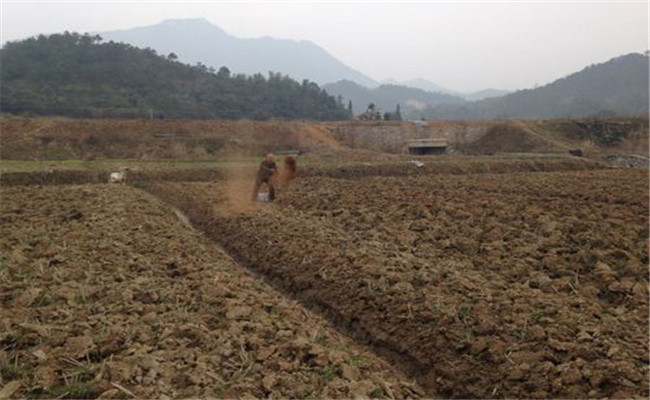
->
{"left": 0, "top": 185, "right": 424, "bottom": 399}
{"left": 147, "top": 168, "right": 649, "bottom": 399}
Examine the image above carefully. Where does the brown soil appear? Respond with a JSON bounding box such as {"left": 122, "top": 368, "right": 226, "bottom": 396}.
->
{"left": 537, "top": 117, "right": 649, "bottom": 155}
{"left": 1, "top": 154, "right": 601, "bottom": 189}
{"left": 2, "top": 116, "right": 647, "bottom": 162}
{"left": 300, "top": 157, "right": 604, "bottom": 179}
{"left": 0, "top": 185, "right": 424, "bottom": 399}
{"left": 459, "top": 124, "right": 561, "bottom": 154}
{"left": 146, "top": 168, "right": 649, "bottom": 399}
{"left": 0, "top": 118, "right": 341, "bottom": 160}
{"left": 0, "top": 168, "right": 224, "bottom": 187}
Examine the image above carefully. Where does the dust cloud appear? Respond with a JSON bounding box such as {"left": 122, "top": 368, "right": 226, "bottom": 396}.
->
{"left": 221, "top": 155, "right": 297, "bottom": 214}
{"left": 223, "top": 163, "right": 260, "bottom": 214}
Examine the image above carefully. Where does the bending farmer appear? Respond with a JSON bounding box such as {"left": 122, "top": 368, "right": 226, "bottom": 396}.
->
{"left": 252, "top": 153, "right": 277, "bottom": 201}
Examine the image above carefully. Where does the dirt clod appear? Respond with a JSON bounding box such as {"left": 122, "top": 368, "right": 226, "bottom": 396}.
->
{"left": 0, "top": 184, "right": 422, "bottom": 398}
{"left": 146, "top": 167, "right": 649, "bottom": 398}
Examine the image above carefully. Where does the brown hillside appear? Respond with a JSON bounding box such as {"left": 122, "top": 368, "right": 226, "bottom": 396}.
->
{"left": 0, "top": 118, "right": 340, "bottom": 160}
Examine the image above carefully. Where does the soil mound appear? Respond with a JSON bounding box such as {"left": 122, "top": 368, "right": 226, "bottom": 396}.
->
{"left": 460, "top": 125, "right": 559, "bottom": 154}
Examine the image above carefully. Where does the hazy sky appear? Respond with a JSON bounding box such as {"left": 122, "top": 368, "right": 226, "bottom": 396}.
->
{"left": 2, "top": 1, "right": 648, "bottom": 92}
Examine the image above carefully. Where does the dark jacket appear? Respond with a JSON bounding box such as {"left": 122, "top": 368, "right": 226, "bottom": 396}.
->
{"left": 256, "top": 160, "right": 277, "bottom": 182}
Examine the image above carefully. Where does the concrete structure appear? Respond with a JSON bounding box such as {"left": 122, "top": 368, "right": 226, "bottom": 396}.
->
{"left": 327, "top": 122, "right": 492, "bottom": 154}
{"left": 407, "top": 138, "right": 448, "bottom": 155}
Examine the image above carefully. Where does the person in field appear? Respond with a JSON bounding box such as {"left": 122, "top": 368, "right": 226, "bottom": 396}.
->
{"left": 252, "top": 153, "right": 278, "bottom": 201}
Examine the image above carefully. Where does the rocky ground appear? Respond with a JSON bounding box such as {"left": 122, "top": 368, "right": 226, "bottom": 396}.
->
{"left": 0, "top": 184, "right": 423, "bottom": 399}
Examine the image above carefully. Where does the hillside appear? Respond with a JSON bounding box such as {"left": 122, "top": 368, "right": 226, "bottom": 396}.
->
{"left": 0, "top": 32, "right": 349, "bottom": 120}
{"left": 100, "top": 18, "right": 377, "bottom": 87}
{"left": 2, "top": 116, "right": 646, "bottom": 162}
{"left": 386, "top": 78, "right": 511, "bottom": 101}
{"left": 382, "top": 78, "right": 455, "bottom": 95}
{"left": 425, "top": 52, "right": 650, "bottom": 119}
{"left": 323, "top": 80, "right": 465, "bottom": 117}
{"left": 462, "top": 88, "right": 512, "bottom": 101}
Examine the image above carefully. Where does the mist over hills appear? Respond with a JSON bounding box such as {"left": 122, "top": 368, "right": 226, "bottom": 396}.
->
{"left": 323, "top": 80, "right": 465, "bottom": 116}
{"left": 462, "top": 88, "right": 513, "bottom": 101}
{"left": 382, "top": 78, "right": 453, "bottom": 95}
{"left": 383, "top": 78, "right": 511, "bottom": 101}
{"left": 327, "top": 53, "right": 648, "bottom": 119}
{"left": 100, "top": 18, "right": 378, "bottom": 87}
{"left": 423, "top": 52, "right": 649, "bottom": 119}
{"left": 98, "top": 18, "right": 647, "bottom": 120}
{"left": 2, "top": 17, "right": 646, "bottom": 121}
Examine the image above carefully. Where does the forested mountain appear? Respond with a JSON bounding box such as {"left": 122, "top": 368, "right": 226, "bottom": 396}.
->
{"left": 323, "top": 80, "right": 465, "bottom": 117}
{"left": 0, "top": 33, "right": 349, "bottom": 120}
{"left": 424, "top": 52, "right": 650, "bottom": 119}
{"left": 100, "top": 18, "right": 377, "bottom": 87}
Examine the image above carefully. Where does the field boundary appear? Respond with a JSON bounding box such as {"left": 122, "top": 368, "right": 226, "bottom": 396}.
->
{"left": 1, "top": 157, "right": 606, "bottom": 186}
{"left": 0, "top": 168, "right": 224, "bottom": 186}
{"left": 301, "top": 158, "right": 606, "bottom": 179}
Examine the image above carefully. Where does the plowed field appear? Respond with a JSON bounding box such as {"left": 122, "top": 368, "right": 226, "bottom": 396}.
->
{"left": 0, "top": 185, "right": 423, "bottom": 399}
{"left": 146, "top": 168, "right": 649, "bottom": 399}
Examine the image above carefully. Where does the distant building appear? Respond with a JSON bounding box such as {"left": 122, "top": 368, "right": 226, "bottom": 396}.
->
{"left": 407, "top": 138, "right": 447, "bottom": 155}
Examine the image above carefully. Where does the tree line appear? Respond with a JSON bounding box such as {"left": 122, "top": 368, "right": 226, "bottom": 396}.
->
{"left": 0, "top": 32, "right": 352, "bottom": 120}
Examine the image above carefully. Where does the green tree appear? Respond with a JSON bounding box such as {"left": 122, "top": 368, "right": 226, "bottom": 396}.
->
{"left": 217, "top": 66, "right": 231, "bottom": 79}
{"left": 0, "top": 32, "right": 349, "bottom": 120}
{"left": 394, "top": 104, "right": 403, "bottom": 121}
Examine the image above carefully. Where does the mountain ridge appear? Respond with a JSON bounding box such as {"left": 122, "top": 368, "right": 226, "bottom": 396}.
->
{"left": 424, "top": 52, "right": 649, "bottom": 119}
{"left": 100, "top": 18, "right": 378, "bottom": 87}
{"left": 0, "top": 32, "right": 349, "bottom": 120}
{"left": 383, "top": 78, "right": 512, "bottom": 101}
{"left": 323, "top": 80, "right": 466, "bottom": 117}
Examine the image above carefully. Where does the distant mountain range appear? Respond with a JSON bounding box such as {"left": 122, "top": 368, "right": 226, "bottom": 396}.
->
{"left": 323, "top": 80, "right": 465, "bottom": 116}
{"left": 328, "top": 53, "right": 649, "bottom": 119}
{"left": 100, "top": 18, "right": 378, "bottom": 87}
{"left": 382, "top": 78, "right": 453, "bottom": 95}
{"left": 382, "top": 78, "right": 511, "bottom": 101}
{"left": 423, "top": 52, "right": 649, "bottom": 119}
{"left": 462, "top": 88, "right": 513, "bottom": 102}
{"left": 4, "top": 18, "right": 646, "bottom": 121}
{"left": 99, "top": 18, "right": 511, "bottom": 100}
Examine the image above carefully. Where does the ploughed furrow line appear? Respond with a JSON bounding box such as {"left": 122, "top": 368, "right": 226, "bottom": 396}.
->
{"left": 144, "top": 182, "right": 437, "bottom": 393}
{"left": 0, "top": 184, "right": 424, "bottom": 399}
{"left": 299, "top": 157, "right": 604, "bottom": 179}
{"left": 145, "top": 168, "right": 648, "bottom": 399}
{"left": 1, "top": 154, "right": 602, "bottom": 188}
